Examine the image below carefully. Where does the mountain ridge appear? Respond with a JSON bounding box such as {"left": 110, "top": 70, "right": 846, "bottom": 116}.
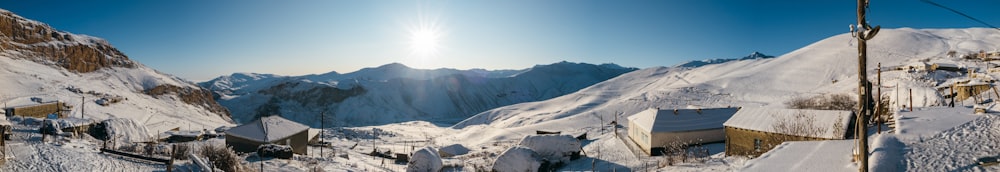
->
{"left": 201, "top": 61, "right": 637, "bottom": 126}
{"left": 450, "top": 28, "right": 1000, "bottom": 140}
{"left": 674, "top": 51, "right": 776, "bottom": 68}
{"left": 0, "top": 8, "right": 233, "bottom": 131}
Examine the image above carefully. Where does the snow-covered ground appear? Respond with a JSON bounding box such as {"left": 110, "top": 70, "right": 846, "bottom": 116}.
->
{"left": 4, "top": 7, "right": 1000, "bottom": 171}
{"left": 742, "top": 140, "right": 858, "bottom": 172}
{"left": 0, "top": 54, "right": 235, "bottom": 133}
{"left": 877, "top": 106, "right": 1000, "bottom": 171}
{"left": 1, "top": 122, "right": 163, "bottom": 171}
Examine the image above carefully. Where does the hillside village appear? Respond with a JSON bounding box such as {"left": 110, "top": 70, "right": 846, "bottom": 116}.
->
{"left": 1, "top": 5, "right": 1000, "bottom": 172}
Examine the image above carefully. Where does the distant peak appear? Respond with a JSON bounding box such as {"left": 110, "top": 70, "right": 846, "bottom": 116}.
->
{"left": 675, "top": 51, "right": 775, "bottom": 68}
{"left": 598, "top": 63, "right": 628, "bottom": 70}
{"left": 231, "top": 72, "right": 260, "bottom": 78}
{"left": 227, "top": 72, "right": 280, "bottom": 80}
{"left": 742, "top": 51, "right": 774, "bottom": 60}
{"left": 376, "top": 62, "right": 412, "bottom": 70}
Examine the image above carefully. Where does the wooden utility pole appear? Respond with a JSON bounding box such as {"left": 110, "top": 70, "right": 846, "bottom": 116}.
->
{"left": 81, "top": 96, "right": 85, "bottom": 119}
{"left": 877, "top": 63, "right": 882, "bottom": 134}
{"left": 854, "top": 0, "right": 879, "bottom": 171}
{"left": 320, "top": 110, "right": 325, "bottom": 157}
{"left": 909, "top": 89, "right": 913, "bottom": 112}
{"left": 951, "top": 86, "right": 955, "bottom": 107}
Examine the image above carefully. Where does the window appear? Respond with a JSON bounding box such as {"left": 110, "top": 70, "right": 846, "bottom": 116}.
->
{"left": 754, "top": 138, "right": 763, "bottom": 152}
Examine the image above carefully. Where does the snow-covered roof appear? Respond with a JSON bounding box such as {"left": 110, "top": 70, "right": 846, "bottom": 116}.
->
{"left": 439, "top": 144, "right": 470, "bottom": 157}
{"left": 307, "top": 129, "right": 321, "bottom": 140}
{"left": 906, "top": 62, "right": 928, "bottom": 67}
{"left": 46, "top": 117, "right": 96, "bottom": 129}
{"left": 225, "top": 115, "right": 310, "bottom": 142}
{"left": 960, "top": 79, "right": 990, "bottom": 86}
{"left": 492, "top": 146, "right": 542, "bottom": 172}
{"left": 742, "top": 140, "right": 857, "bottom": 171}
{"left": 164, "top": 130, "right": 204, "bottom": 137}
{"left": 723, "top": 108, "right": 853, "bottom": 139}
{"left": 627, "top": 108, "right": 739, "bottom": 133}
{"left": 518, "top": 135, "right": 580, "bottom": 163}
{"left": 934, "top": 63, "right": 959, "bottom": 68}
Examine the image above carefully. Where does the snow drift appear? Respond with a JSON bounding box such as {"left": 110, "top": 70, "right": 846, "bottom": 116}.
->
{"left": 94, "top": 118, "right": 152, "bottom": 143}
{"left": 492, "top": 146, "right": 542, "bottom": 172}
{"left": 406, "top": 146, "right": 443, "bottom": 172}
{"left": 517, "top": 135, "right": 581, "bottom": 164}
{"left": 438, "top": 144, "right": 470, "bottom": 158}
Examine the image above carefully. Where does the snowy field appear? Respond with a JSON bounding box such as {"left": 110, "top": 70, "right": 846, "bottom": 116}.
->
{"left": 882, "top": 106, "right": 1000, "bottom": 171}
{"left": 2, "top": 11, "right": 1000, "bottom": 171}
{"left": 1, "top": 122, "right": 163, "bottom": 171}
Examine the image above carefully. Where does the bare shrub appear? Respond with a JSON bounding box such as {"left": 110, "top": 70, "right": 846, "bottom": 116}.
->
{"left": 832, "top": 116, "right": 846, "bottom": 138}
{"left": 657, "top": 139, "right": 711, "bottom": 167}
{"left": 768, "top": 111, "right": 829, "bottom": 148}
{"left": 687, "top": 144, "right": 711, "bottom": 163}
{"left": 118, "top": 143, "right": 146, "bottom": 155}
{"left": 173, "top": 143, "right": 191, "bottom": 160}
{"left": 200, "top": 144, "right": 245, "bottom": 172}
{"left": 873, "top": 95, "right": 892, "bottom": 122}
{"left": 144, "top": 143, "right": 156, "bottom": 156}
{"left": 786, "top": 94, "right": 857, "bottom": 111}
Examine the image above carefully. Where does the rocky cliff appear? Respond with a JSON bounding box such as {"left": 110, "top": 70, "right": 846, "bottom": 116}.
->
{"left": 0, "top": 9, "right": 230, "bottom": 119}
{"left": 0, "top": 9, "right": 133, "bottom": 73}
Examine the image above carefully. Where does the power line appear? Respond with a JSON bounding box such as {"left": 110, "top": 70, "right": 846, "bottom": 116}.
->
{"left": 920, "top": 0, "right": 1000, "bottom": 30}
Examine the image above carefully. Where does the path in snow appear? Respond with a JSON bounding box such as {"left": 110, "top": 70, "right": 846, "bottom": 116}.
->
{"left": 904, "top": 114, "right": 1000, "bottom": 171}
{"left": 1, "top": 124, "right": 162, "bottom": 171}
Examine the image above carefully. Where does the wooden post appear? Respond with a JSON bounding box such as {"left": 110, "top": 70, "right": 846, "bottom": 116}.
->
{"left": 1, "top": 127, "right": 5, "bottom": 159}
{"left": 168, "top": 144, "right": 176, "bottom": 172}
{"left": 909, "top": 88, "right": 913, "bottom": 112}
{"left": 877, "top": 63, "right": 882, "bottom": 134}
{"left": 81, "top": 96, "right": 84, "bottom": 119}
{"left": 320, "top": 110, "right": 324, "bottom": 157}
{"left": 951, "top": 86, "right": 955, "bottom": 107}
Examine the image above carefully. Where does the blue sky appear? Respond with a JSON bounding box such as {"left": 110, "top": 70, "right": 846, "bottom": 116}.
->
{"left": 1, "top": 0, "right": 998, "bottom": 81}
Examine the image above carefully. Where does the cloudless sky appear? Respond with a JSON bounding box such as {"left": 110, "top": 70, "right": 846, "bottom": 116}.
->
{"left": 1, "top": 0, "right": 998, "bottom": 81}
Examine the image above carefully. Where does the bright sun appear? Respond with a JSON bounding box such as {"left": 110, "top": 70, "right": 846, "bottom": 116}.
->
{"left": 409, "top": 28, "right": 440, "bottom": 57}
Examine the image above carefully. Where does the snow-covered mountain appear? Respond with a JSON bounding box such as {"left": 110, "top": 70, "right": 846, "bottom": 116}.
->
{"left": 449, "top": 28, "right": 1000, "bottom": 144}
{"left": 674, "top": 51, "right": 775, "bottom": 68}
{"left": 0, "top": 9, "right": 233, "bottom": 132}
{"left": 201, "top": 61, "right": 637, "bottom": 127}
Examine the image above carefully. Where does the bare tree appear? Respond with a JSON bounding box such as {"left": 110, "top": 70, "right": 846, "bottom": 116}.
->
{"left": 786, "top": 93, "right": 857, "bottom": 111}
{"left": 768, "top": 111, "right": 828, "bottom": 147}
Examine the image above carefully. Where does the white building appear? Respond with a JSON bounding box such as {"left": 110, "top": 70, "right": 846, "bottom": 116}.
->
{"left": 626, "top": 107, "right": 739, "bottom": 155}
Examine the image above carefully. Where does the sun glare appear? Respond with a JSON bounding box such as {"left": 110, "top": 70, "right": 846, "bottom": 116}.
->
{"left": 403, "top": 4, "right": 448, "bottom": 68}
{"left": 410, "top": 28, "right": 440, "bottom": 57}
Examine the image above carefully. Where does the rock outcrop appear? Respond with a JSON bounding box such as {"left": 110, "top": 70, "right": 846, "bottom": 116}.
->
{"left": 0, "top": 9, "right": 134, "bottom": 73}
{"left": 146, "top": 85, "right": 232, "bottom": 117}
{"left": 0, "top": 9, "right": 231, "bottom": 119}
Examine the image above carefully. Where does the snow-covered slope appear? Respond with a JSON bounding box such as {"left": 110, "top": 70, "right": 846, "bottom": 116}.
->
{"left": 201, "top": 61, "right": 636, "bottom": 127}
{"left": 450, "top": 28, "right": 1000, "bottom": 145}
{"left": 674, "top": 51, "right": 775, "bottom": 68}
{"left": 0, "top": 8, "right": 233, "bottom": 133}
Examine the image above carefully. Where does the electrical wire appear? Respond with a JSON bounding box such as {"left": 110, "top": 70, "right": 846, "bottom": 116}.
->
{"left": 920, "top": 0, "right": 1000, "bottom": 30}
